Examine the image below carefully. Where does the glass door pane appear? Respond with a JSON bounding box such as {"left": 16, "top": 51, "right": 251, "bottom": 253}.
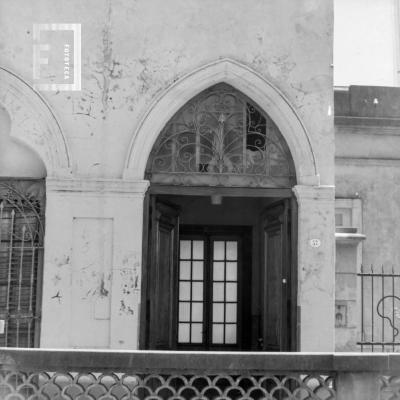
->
{"left": 178, "top": 239, "right": 205, "bottom": 344}
{"left": 211, "top": 240, "right": 238, "bottom": 345}
{"left": 177, "top": 230, "right": 245, "bottom": 350}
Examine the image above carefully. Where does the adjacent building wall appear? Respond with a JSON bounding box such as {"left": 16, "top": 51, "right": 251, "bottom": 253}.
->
{"left": 335, "top": 86, "right": 400, "bottom": 351}
{"left": 335, "top": 86, "right": 400, "bottom": 267}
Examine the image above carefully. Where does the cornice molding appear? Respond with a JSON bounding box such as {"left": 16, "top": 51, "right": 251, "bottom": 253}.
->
{"left": 335, "top": 123, "right": 400, "bottom": 137}
{"left": 46, "top": 178, "right": 150, "bottom": 196}
{"left": 335, "top": 116, "right": 400, "bottom": 129}
{"left": 335, "top": 157, "right": 400, "bottom": 167}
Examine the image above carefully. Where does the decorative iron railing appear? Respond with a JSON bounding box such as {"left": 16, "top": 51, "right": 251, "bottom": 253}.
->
{"left": 358, "top": 264, "right": 400, "bottom": 352}
{"left": 0, "top": 349, "right": 400, "bottom": 399}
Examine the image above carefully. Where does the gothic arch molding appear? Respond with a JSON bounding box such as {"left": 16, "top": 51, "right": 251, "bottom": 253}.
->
{"left": 0, "top": 67, "right": 71, "bottom": 177}
{"left": 124, "top": 58, "right": 318, "bottom": 186}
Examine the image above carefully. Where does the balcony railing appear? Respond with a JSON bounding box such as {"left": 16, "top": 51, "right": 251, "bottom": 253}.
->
{"left": 0, "top": 349, "right": 399, "bottom": 399}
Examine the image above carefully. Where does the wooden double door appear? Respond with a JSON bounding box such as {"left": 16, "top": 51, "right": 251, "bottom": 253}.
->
{"left": 141, "top": 195, "right": 297, "bottom": 351}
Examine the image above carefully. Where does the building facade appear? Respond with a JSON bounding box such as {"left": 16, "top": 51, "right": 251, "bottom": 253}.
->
{"left": 0, "top": 0, "right": 397, "bottom": 353}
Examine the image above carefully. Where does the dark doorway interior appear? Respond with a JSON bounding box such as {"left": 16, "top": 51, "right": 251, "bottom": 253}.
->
{"left": 141, "top": 192, "right": 297, "bottom": 352}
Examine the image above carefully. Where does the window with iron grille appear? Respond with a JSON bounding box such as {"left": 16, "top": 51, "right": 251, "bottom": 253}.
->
{"left": 0, "top": 179, "right": 44, "bottom": 347}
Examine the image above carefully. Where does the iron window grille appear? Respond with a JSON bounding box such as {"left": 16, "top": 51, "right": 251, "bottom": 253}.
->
{"left": 0, "top": 179, "right": 45, "bottom": 347}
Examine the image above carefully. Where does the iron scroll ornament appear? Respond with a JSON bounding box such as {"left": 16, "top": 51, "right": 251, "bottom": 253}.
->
{"left": 146, "top": 84, "right": 296, "bottom": 188}
{"left": 377, "top": 295, "right": 400, "bottom": 339}
{"left": 0, "top": 180, "right": 45, "bottom": 245}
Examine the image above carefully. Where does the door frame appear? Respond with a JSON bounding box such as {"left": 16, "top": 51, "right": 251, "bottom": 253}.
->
{"left": 139, "top": 184, "right": 298, "bottom": 351}
{"left": 177, "top": 225, "right": 252, "bottom": 351}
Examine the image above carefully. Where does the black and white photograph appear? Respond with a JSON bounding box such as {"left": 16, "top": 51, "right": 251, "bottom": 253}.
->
{"left": 0, "top": 0, "right": 398, "bottom": 398}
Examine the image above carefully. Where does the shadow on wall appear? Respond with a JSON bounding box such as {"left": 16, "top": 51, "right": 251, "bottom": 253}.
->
{"left": 0, "top": 105, "right": 46, "bottom": 178}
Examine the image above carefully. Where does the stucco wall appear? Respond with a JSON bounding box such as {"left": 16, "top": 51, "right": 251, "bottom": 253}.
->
{"left": 335, "top": 114, "right": 400, "bottom": 350}
{"left": 335, "top": 86, "right": 400, "bottom": 267}
{"left": 0, "top": 0, "right": 334, "bottom": 350}
{"left": 336, "top": 156, "right": 400, "bottom": 266}
{"left": 0, "top": 0, "right": 334, "bottom": 184}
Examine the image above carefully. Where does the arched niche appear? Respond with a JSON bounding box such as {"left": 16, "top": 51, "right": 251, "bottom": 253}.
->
{"left": 124, "top": 58, "right": 318, "bottom": 186}
{"left": 0, "top": 67, "right": 71, "bottom": 178}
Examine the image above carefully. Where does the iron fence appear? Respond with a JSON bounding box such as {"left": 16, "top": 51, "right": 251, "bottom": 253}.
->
{"left": 358, "top": 264, "right": 400, "bottom": 352}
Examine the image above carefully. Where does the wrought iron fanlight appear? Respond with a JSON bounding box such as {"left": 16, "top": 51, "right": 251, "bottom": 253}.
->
{"left": 146, "top": 83, "right": 296, "bottom": 188}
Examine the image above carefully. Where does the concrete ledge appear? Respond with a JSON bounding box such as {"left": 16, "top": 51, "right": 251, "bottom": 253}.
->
{"left": 335, "top": 232, "right": 366, "bottom": 244}
{"left": 335, "top": 116, "right": 400, "bottom": 128}
{"left": 46, "top": 178, "right": 150, "bottom": 195}
{"left": 1, "top": 349, "right": 400, "bottom": 374}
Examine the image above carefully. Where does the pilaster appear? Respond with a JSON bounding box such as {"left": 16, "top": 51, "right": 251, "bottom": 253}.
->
{"left": 293, "top": 185, "right": 336, "bottom": 351}
{"left": 41, "top": 178, "right": 149, "bottom": 349}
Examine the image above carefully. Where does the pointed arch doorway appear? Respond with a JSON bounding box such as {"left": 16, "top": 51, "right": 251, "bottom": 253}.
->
{"left": 140, "top": 83, "right": 298, "bottom": 351}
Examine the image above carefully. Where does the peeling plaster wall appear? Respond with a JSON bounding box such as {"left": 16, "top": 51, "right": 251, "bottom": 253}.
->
{"left": 41, "top": 181, "right": 146, "bottom": 349}
{"left": 70, "top": 218, "right": 113, "bottom": 348}
{"left": 0, "top": 0, "right": 334, "bottom": 183}
{"left": 0, "top": 0, "right": 334, "bottom": 350}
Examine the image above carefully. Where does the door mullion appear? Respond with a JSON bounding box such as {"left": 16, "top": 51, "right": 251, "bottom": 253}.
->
{"left": 189, "top": 240, "right": 193, "bottom": 346}
{"left": 223, "top": 240, "right": 227, "bottom": 345}
{"left": 204, "top": 235, "right": 211, "bottom": 350}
